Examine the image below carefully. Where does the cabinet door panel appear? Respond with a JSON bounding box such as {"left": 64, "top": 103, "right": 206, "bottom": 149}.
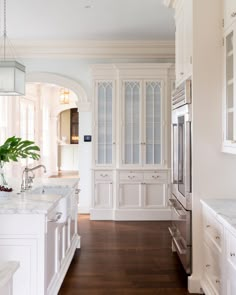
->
{"left": 94, "top": 182, "right": 112, "bottom": 208}
{"left": 144, "top": 183, "right": 166, "bottom": 208}
{"left": 46, "top": 221, "right": 57, "bottom": 289}
{"left": 119, "top": 183, "right": 142, "bottom": 208}
{"left": 95, "top": 81, "right": 114, "bottom": 165}
{"left": 145, "top": 81, "right": 162, "bottom": 165}
{"left": 123, "top": 81, "right": 141, "bottom": 165}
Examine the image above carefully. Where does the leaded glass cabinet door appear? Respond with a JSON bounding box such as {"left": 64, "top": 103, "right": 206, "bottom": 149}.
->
{"left": 95, "top": 81, "right": 114, "bottom": 165}
{"left": 122, "top": 81, "right": 141, "bottom": 165}
{"left": 144, "top": 81, "right": 162, "bottom": 165}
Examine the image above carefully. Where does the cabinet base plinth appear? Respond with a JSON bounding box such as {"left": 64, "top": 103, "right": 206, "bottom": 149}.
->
{"left": 90, "top": 208, "right": 171, "bottom": 221}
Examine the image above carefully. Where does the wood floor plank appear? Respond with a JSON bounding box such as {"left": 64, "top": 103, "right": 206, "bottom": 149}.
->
{"left": 59, "top": 215, "right": 197, "bottom": 295}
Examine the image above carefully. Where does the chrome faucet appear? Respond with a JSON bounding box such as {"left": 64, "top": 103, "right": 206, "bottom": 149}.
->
{"left": 21, "top": 165, "right": 47, "bottom": 192}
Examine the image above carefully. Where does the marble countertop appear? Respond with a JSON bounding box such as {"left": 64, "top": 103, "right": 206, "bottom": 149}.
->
{"left": 0, "top": 261, "right": 19, "bottom": 289}
{"left": 0, "top": 177, "right": 79, "bottom": 215}
{"left": 201, "top": 199, "right": 236, "bottom": 235}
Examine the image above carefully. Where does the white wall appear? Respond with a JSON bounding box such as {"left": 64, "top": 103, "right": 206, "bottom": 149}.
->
{"left": 78, "top": 112, "right": 92, "bottom": 213}
{"left": 188, "top": 0, "right": 236, "bottom": 292}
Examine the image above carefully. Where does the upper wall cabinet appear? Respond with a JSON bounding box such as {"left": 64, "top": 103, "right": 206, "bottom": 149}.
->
{"left": 94, "top": 80, "right": 116, "bottom": 166}
{"left": 224, "top": 0, "right": 236, "bottom": 30}
{"left": 175, "top": 0, "right": 193, "bottom": 86}
{"left": 121, "top": 80, "right": 163, "bottom": 167}
{"left": 223, "top": 1, "right": 236, "bottom": 153}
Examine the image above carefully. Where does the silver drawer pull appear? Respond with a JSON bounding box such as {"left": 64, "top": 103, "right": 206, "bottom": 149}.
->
{"left": 152, "top": 175, "right": 160, "bottom": 178}
{"left": 215, "top": 280, "right": 220, "bottom": 284}
{"left": 215, "top": 236, "right": 220, "bottom": 240}
{"left": 48, "top": 212, "right": 62, "bottom": 223}
{"left": 231, "top": 12, "right": 236, "bottom": 18}
{"left": 230, "top": 252, "right": 236, "bottom": 257}
{"left": 168, "top": 226, "right": 176, "bottom": 237}
{"left": 75, "top": 188, "right": 80, "bottom": 194}
{"left": 205, "top": 264, "right": 210, "bottom": 268}
{"left": 172, "top": 236, "right": 186, "bottom": 255}
{"left": 100, "top": 174, "right": 108, "bottom": 177}
{"left": 206, "top": 225, "right": 211, "bottom": 228}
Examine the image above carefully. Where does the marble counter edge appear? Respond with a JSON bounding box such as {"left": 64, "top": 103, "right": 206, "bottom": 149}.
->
{"left": 200, "top": 198, "right": 236, "bottom": 237}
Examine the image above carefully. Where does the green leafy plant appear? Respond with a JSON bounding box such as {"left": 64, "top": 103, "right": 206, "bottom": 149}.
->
{"left": 0, "top": 136, "right": 40, "bottom": 185}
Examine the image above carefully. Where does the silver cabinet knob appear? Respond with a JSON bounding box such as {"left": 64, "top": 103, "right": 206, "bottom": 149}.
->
{"left": 205, "top": 264, "right": 210, "bottom": 268}
{"left": 215, "top": 236, "right": 220, "bottom": 240}
{"left": 230, "top": 252, "right": 235, "bottom": 257}
{"left": 215, "top": 280, "right": 220, "bottom": 284}
{"left": 206, "top": 225, "right": 211, "bottom": 228}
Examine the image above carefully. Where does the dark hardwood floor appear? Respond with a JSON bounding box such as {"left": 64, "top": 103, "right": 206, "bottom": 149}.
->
{"left": 59, "top": 215, "right": 197, "bottom": 295}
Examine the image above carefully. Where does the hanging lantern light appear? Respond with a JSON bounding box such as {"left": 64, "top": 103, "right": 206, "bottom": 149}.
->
{"left": 60, "top": 88, "right": 70, "bottom": 104}
{"left": 0, "top": 0, "right": 25, "bottom": 96}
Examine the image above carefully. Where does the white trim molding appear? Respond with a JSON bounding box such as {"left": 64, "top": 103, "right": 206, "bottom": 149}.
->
{"left": 26, "top": 72, "right": 91, "bottom": 111}
{"left": 14, "top": 40, "right": 175, "bottom": 59}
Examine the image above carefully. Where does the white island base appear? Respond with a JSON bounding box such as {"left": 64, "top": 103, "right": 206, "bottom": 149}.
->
{"left": 0, "top": 178, "right": 80, "bottom": 295}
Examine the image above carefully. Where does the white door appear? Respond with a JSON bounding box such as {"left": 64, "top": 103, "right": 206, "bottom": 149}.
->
{"left": 118, "top": 183, "right": 142, "bottom": 208}
{"left": 143, "top": 183, "right": 166, "bottom": 208}
{"left": 94, "top": 182, "right": 113, "bottom": 208}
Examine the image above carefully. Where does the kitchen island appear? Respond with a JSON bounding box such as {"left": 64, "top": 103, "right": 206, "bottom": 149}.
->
{"left": 0, "top": 178, "right": 80, "bottom": 295}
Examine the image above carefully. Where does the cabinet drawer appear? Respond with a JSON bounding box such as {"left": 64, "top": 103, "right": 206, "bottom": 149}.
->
{"left": 95, "top": 171, "right": 113, "bottom": 181}
{"left": 119, "top": 171, "right": 143, "bottom": 182}
{"left": 202, "top": 208, "right": 223, "bottom": 252}
{"left": 226, "top": 229, "right": 236, "bottom": 270}
{"left": 144, "top": 171, "right": 168, "bottom": 182}
{"left": 203, "top": 242, "right": 221, "bottom": 295}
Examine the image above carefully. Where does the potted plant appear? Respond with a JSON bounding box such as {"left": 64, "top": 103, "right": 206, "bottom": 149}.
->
{"left": 0, "top": 136, "right": 40, "bottom": 188}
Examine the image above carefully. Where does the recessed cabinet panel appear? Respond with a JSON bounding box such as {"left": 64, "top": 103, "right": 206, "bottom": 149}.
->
{"left": 119, "top": 183, "right": 142, "bottom": 208}
{"left": 144, "top": 183, "right": 166, "bottom": 208}
{"left": 96, "top": 81, "right": 114, "bottom": 165}
{"left": 94, "top": 182, "right": 112, "bottom": 208}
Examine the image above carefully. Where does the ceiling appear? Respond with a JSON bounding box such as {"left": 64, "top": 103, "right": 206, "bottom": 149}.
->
{"left": 4, "top": 0, "right": 175, "bottom": 41}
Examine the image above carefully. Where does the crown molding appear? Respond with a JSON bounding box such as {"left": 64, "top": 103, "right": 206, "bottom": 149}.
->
{"left": 11, "top": 40, "right": 175, "bottom": 59}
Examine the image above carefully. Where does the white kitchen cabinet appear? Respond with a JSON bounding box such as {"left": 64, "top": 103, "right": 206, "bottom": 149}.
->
{"left": 94, "top": 182, "right": 113, "bottom": 208}
{"left": 143, "top": 183, "right": 167, "bottom": 208}
{"left": 0, "top": 184, "right": 80, "bottom": 295}
{"left": 90, "top": 64, "right": 173, "bottom": 220}
{"left": 201, "top": 205, "right": 223, "bottom": 295}
{"left": 200, "top": 201, "right": 236, "bottom": 295}
{"left": 224, "top": 0, "right": 236, "bottom": 30}
{"left": 94, "top": 81, "right": 115, "bottom": 166}
{"left": 225, "top": 228, "right": 236, "bottom": 295}
{"left": 174, "top": 0, "right": 192, "bottom": 86}
{"left": 117, "top": 170, "right": 168, "bottom": 210}
{"left": 121, "top": 80, "right": 164, "bottom": 167}
{"left": 223, "top": 22, "right": 236, "bottom": 153}
{"left": 119, "top": 183, "right": 142, "bottom": 208}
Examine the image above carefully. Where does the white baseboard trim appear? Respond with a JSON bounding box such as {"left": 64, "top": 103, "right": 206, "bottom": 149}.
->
{"left": 114, "top": 209, "right": 171, "bottom": 221}
{"left": 90, "top": 208, "right": 171, "bottom": 221}
{"left": 188, "top": 275, "right": 203, "bottom": 294}
{"left": 47, "top": 234, "right": 80, "bottom": 295}
{"left": 90, "top": 209, "right": 114, "bottom": 220}
{"left": 78, "top": 205, "right": 90, "bottom": 214}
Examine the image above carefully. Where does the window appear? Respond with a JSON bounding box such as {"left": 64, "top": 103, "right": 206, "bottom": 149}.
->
{"left": 0, "top": 97, "right": 8, "bottom": 144}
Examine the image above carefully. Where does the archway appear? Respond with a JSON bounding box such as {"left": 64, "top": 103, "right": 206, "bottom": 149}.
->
{"left": 25, "top": 72, "right": 92, "bottom": 213}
